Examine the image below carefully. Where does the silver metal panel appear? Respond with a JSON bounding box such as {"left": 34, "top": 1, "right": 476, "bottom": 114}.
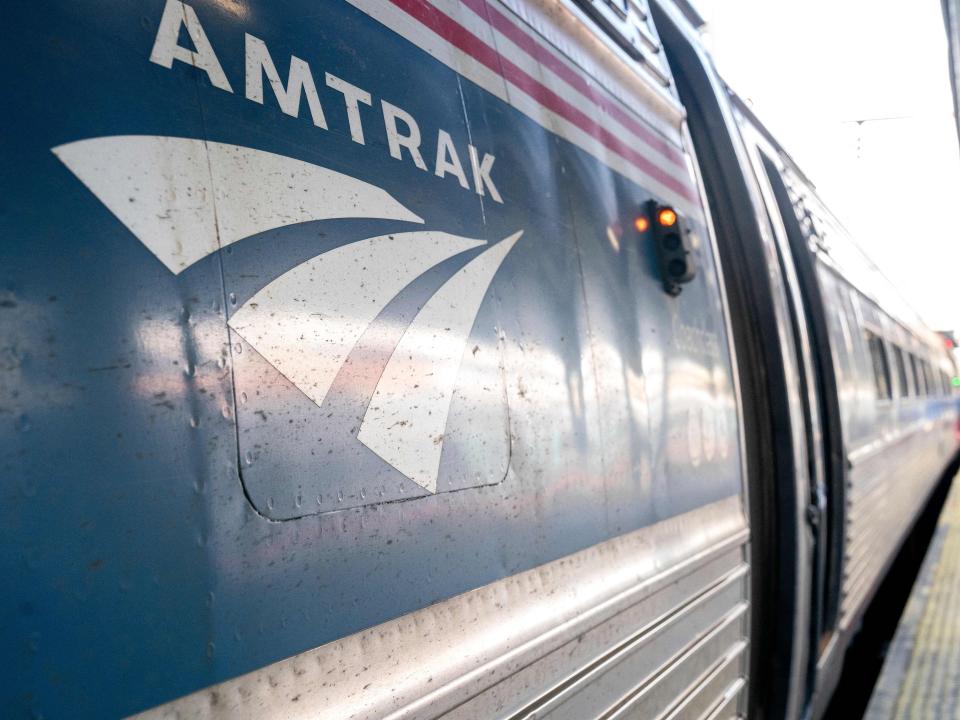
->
{"left": 700, "top": 677, "right": 747, "bottom": 720}
{"left": 642, "top": 641, "right": 746, "bottom": 720}
{"left": 532, "top": 574, "right": 746, "bottom": 718}
{"left": 443, "top": 549, "right": 745, "bottom": 719}
{"left": 584, "top": 616, "right": 747, "bottom": 720}
{"left": 133, "top": 497, "right": 748, "bottom": 720}
{"left": 841, "top": 426, "right": 950, "bottom": 625}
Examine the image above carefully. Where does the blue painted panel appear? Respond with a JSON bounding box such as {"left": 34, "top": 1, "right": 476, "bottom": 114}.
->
{"left": 0, "top": 2, "right": 743, "bottom": 717}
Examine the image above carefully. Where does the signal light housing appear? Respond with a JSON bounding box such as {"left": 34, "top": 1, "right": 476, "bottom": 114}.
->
{"left": 640, "top": 200, "right": 697, "bottom": 296}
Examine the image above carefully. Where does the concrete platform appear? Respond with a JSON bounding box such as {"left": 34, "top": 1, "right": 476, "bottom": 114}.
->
{"left": 865, "top": 476, "right": 960, "bottom": 719}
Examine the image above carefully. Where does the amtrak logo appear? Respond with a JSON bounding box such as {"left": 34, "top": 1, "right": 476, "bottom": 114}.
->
{"left": 54, "top": 136, "right": 520, "bottom": 503}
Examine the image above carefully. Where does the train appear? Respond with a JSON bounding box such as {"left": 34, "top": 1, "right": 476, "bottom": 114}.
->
{"left": 3, "top": 0, "right": 958, "bottom": 718}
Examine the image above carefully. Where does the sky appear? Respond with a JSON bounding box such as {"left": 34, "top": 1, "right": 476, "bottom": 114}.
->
{"left": 692, "top": 0, "right": 960, "bottom": 334}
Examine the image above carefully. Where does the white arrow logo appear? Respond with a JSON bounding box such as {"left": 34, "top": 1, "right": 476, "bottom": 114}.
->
{"left": 55, "top": 135, "right": 520, "bottom": 493}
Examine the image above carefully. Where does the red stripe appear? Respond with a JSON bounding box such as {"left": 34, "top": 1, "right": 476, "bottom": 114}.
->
{"left": 459, "top": 0, "right": 686, "bottom": 168}
{"left": 386, "top": 0, "right": 697, "bottom": 203}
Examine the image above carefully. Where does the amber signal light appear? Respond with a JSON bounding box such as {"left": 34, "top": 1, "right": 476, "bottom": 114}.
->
{"left": 657, "top": 207, "right": 678, "bottom": 227}
{"left": 633, "top": 215, "right": 650, "bottom": 233}
{"left": 643, "top": 200, "right": 697, "bottom": 296}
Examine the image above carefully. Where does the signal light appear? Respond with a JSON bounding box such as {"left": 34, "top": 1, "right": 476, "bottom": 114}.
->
{"left": 952, "top": 376, "right": 960, "bottom": 387}
{"left": 642, "top": 200, "right": 697, "bottom": 296}
{"left": 633, "top": 216, "right": 650, "bottom": 233}
{"left": 657, "top": 207, "right": 678, "bottom": 227}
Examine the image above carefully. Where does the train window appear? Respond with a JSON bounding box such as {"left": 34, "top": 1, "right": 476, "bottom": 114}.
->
{"left": 865, "top": 330, "right": 892, "bottom": 400}
{"left": 910, "top": 353, "right": 926, "bottom": 395}
{"left": 818, "top": 272, "right": 853, "bottom": 387}
{"left": 922, "top": 360, "right": 934, "bottom": 396}
{"left": 845, "top": 288, "right": 874, "bottom": 390}
{"left": 892, "top": 345, "right": 910, "bottom": 397}
{"left": 837, "top": 295, "right": 855, "bottom": 362}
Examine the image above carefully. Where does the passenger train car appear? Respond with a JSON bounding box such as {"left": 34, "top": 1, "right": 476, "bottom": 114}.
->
{"left": 2, "top": 1, "right": 957, "bottom": 718}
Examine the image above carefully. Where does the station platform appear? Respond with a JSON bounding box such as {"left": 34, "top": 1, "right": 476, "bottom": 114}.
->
{"left": 865, "top": 476, "right": 960, "bottom": 719}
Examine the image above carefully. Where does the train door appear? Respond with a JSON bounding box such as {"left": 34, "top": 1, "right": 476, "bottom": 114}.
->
{"left": 749, "top": 149, "right": 844, "bottom": 689}
{"left": 652, "top": 4, "right": 818, "bottom": 719}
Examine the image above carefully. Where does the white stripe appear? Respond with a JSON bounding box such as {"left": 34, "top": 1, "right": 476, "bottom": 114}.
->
{"left": 358, "top": 230, "right": 522, "bottom": 492}
{"left": 423, "top": 0, "right": 681, "bottom": 152}
{"left": 479, "top": 0, "right": 683, "bottom": 167}
{"left": 229, "top": 231, "right": 485, "bottom": 409}
{"left": 345, "top": 0, "right": 509, "bottom": 104}
{"left": 493, "top": 0, "right": 683, "bottom": 139}
{"left": 53, "top": 136, "right": 423, "bottom": 275}
{"left": 345, "top": 1, "right": 700, "bottom": 215}
{"left": 504, "top": 86, "right": 702, "bottom": 217}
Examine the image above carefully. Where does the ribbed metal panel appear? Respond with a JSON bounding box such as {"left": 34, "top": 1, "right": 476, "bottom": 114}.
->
{"left": 134, "top": 498, "right": 749, "bottom": 720}
{"left": 841, "top": 430, "right": 947, "bottom": 625}
{"left": 528, "top": 570, "right": 747, "bottom": 718}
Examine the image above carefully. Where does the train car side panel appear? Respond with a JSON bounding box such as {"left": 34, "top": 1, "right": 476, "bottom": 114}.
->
{"left": 0, "top": 1, "right": 750, "bottom": 717}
